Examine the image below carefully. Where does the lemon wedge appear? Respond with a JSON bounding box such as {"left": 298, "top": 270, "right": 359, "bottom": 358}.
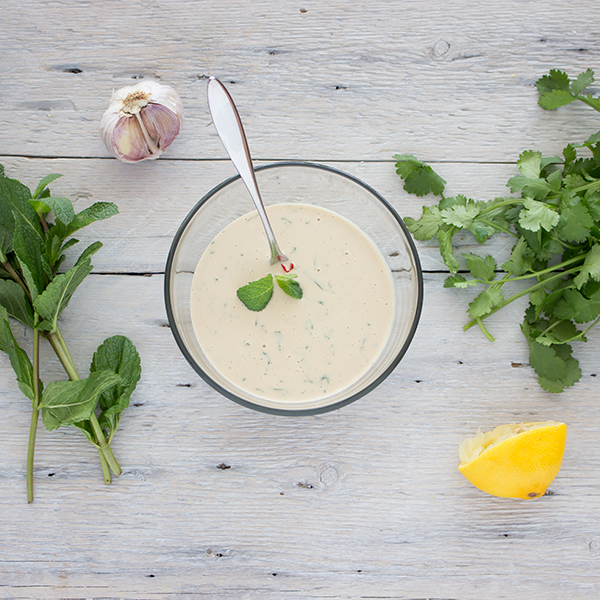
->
{"left": 458, "top": 421, "right": 567, "bottom": 499}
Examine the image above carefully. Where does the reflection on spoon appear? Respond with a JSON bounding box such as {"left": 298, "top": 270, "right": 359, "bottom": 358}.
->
{"left": 207, "top": 76, "right": 288, "bottom": 265}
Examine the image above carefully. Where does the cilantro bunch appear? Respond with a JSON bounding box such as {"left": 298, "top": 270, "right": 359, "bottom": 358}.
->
{"left": 396, "top": 68, "right": 600, "bottom": 393}
{"left": 0, "top": 165, "right": 141, "bottom": 502}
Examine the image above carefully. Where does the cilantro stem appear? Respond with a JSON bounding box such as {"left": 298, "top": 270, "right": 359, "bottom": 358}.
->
{"left": 464, "top": 266, "right": 582, "bottom": 332}
{"left": 27, "top": 314, "right": 41, "bottom": 503}
{"left": 478, "top": 218, "right": 519, "bottom": 238}
{"left": 476, "top": 317, "right": 495, "bottom": 342}
{"left": 45, "top": 329, "right": 121, "bottom": 482}
{"left": 478, "top": 253, "right": 587, "bottom": 286}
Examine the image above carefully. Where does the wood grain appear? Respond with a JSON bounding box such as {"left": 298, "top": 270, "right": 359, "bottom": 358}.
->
{"left": 2, "top": 0, "right": 600, "bottom": 598}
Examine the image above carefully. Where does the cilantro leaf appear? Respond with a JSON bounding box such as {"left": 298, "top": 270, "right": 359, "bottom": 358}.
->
{"left": 404, "top": 205, "right": 442, "bottom": 240}
{"left": 557, "top": 203, "right": 593, "bottom": 243}
{"left": 275, "top": 273, "right": 303, "bottom": 299}
{"left": 436, "top": 225, "right": 460, "bottom": 273}
{"left": 552, "top": 288, "right": 600, "bottom": 323}
{"left": 574, "top": 243, "right": 600, "bottom": 288}
{"left": 570, "top": 69, "right": 595, "bottom": 95}
{"left": 518, "top": 197, "right": 560, "bottom": 232}
{"left": 467, "top": 286, "right": 503, "bottom": 319}
{"left": 237, "top": 274, "right": 274, "bottom": 311}
{"left": 501, "top": 237, "right": 534, "bottom": 276}
{"left": 463, "top": 253, "right": 496, "bottom": 282}
{"left": 393, "top": 154, "right": 446, "bottom": 197}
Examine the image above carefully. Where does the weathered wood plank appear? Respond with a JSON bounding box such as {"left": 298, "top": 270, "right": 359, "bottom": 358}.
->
{"left": 1, "top": 0, "right": 599, "bottom": 161}
{"left": 0, "top": 156, "right": 523, "bottom": 273}
{"left": 1, "top": 273, "right": 598, "bottom": 599}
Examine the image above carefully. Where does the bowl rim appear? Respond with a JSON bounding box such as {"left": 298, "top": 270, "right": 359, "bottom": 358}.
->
{"left": 164, "top": 160, "right": 423, "bottom": 416}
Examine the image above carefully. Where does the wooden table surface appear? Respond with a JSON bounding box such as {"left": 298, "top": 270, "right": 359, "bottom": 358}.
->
{"left": 2, "top": 1, "right": 600, "bottom": 598}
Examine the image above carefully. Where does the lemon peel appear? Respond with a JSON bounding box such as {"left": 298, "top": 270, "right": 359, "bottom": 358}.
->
{"left": 458, "top": 421, "right": 567, "bottom": 499}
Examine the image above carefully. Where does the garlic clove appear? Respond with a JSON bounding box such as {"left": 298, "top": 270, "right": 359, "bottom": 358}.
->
{"left": 140, "top": 103, "right": 181, "bottom": 151}
{"left": 110, "top": 115, "right": 156, "bottom": 163}
{"left": 100, "top": 81, "right": 184, "bottom": 163}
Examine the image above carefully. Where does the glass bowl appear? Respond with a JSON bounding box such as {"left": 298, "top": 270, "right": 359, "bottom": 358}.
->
{"left": 164, "top": 162, "right": 423, "bottom": 415}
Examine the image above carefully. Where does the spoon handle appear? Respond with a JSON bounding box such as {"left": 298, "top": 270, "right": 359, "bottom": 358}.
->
{"left": 207, "top": 77, "right": 287, "bottom": 264}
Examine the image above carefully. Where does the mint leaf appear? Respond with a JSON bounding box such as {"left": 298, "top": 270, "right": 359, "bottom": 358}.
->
{"left": 393, "top": 154, "right": 446, "bottom": 197}
{"left": 12, "top": 221, "right": 45, "bottom": 300}
{"left": 33, "top": 258, "right": 93, "bottom": 332}
{"left": 40, "top": 370, "right": 121, "bottom": 431}
{"left": 91, "top": 335, "right": 141, "bottom": 441}
{"left": 275, "top": 273, "right": 303, "bottom": 299}
{"left": 0, "top": 306, "right": 35, "bottom": 401}
{"left": 66, "top": 202, "right": 119, "bottom": 236}
{"left": 31, "top": 196, "right": 75, "bottom": 225}
{"left": 32, "top": 173, "right": 62, "bottom": 200}
{"left": 0, "top": 279, "right": 34, "bottom": 328}
{"left": 237, "top": 274, "right": 274, "bottom": 311}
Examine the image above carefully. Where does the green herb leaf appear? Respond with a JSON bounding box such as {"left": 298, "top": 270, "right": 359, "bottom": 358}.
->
{"left": 570, "top": 69, "right": 595, "bottom": 95}
{"left": 33, "top": 258, "right": 93, "bottom": 333}
{"left": 0, "top": 306, "right": 35, "bottom": 401}
{"left": 404, "top": 205, "right": 442, "bottom": 240}
{"left": 31, "top": 196, "right": 75, "bottom": 225}
{"left": 436, "top": 225, "right": 460, "bottom": 273}
{"left": 91, "top": 335, "right": 141, "bottom": 441}
{"left": 0, "top": 279, "right": 34, "bottom": 328}
{"left": 66, "top": 202, "right": 119, "bottom": 236}
{"left": 32, "top": 173, "right": 63, "bottom": 200}
{"left": 237, "top": 274, "right": 274, "bottom": 311}
{"left": 467, "top": 286, "right": 504, "bottom": 319}
{"left": 393, "top": 154, "right": 446, "bottom": 197}
{"left": 275, "top": 273, "right": 303, "bottom": 299}
{"left": 518, "top": 197, "right": 560, "bottom": 232}
{"left": 12, "top": 222, "right": 45, "bottom": 300}
{"left": 463, "top": 253, "right": 496, "bottom": 282}
{"left": 40, "top": 370, "right": 121, "bottom": 431}
{"left": 574, "top": 243, "right": 600, "bottom": 288}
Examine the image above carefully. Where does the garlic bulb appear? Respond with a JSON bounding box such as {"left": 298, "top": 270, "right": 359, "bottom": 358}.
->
{"left": 100, "top": 81, "right": 184, "bottom": 163}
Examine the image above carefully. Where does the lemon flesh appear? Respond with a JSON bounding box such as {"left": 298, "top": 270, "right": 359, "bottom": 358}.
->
{"left": 458, "top": 421, "right": 567, "bottom": 499}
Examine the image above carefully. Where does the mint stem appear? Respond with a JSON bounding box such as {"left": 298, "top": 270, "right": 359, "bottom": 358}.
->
{"left": 45, "top": 330, "right": 121, "bottom": 481}
{"left": 27, "top": 315, "right": 41, "bottom": 503}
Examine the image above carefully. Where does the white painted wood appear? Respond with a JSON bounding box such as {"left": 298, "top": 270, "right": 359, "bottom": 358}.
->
{"left": 1, "top": 0, "right": 600, "bottom": 162}
{"left": 1, "top": 0, "right": 600, "bottom": 598}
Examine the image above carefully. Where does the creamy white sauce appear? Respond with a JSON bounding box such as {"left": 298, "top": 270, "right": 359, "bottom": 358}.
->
{"left": 190, "top": 203, "right": 394, "bottom": 402}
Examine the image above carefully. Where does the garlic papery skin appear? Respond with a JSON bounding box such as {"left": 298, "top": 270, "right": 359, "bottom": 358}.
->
{"left": 100, "top": 81, "right": 184, "bottom": 163}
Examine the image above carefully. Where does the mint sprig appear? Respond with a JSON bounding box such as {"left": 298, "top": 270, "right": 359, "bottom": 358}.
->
{"left": 0, "top": 165, "right": 141, "bottom": 502}
{"left": 396, "top": 68, "right": 600, "bottom": 393}
{"left": 237, "top": 271, "right": 303, "bottom": 311}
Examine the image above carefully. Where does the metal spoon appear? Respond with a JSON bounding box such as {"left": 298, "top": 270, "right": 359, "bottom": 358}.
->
{"left": 207, "top": 76, "right": 288, "bottom": 264}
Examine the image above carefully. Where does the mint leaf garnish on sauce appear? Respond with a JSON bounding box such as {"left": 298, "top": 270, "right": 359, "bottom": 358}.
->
{"left": 237, "top": 274, "right": 274, "bottom": 311}
{"left": 237, "top": 268, "right": 303, "bottom": 311}
{"left": 275, "top": 273, "right": 303, "bottom": 299}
